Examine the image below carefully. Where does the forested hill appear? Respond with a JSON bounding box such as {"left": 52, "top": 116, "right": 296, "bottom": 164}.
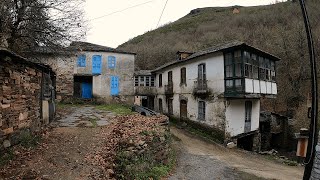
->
{"left": 118, "top": 0, "right": 320, "bottom": 129}
{"left": 119, "top": 0, "right": 319, "bottom": 71}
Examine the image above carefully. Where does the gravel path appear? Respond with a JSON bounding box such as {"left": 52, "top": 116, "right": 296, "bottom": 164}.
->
{"left": 169, "top": 126, "right": 304, "bottom": 180}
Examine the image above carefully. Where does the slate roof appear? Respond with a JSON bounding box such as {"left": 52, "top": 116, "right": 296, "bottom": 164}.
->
{"left": 134, "top": 70, "right": 152, "bottom": 76}
{"left": 151, "top": 41, "right": 280, "bottom": 73}
{"left": 69, "top": 41, "right": 136, "bottom": 55}
{"left": 0, "top": 48, "right": 54, "bottom": 73}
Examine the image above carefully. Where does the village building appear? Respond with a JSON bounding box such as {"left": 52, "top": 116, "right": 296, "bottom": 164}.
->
{"left": 134, "top": 41, "right": 280, "bottom": 150}
{"left": 31, "top": 42, "right": 136, "bottom": 104}
{"left": 0, "top": 48, "right": 55, "bottom": 149}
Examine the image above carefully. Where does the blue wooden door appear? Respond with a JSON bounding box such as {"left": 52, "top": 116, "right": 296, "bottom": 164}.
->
{"left": 82, "top": 82, "right": 92, "bottom": 99}
{"left": 92, "top": 55, "right": 102, "bottom": 74}
{"left": 110, "top": 76, "right": 119, "bottom": 96}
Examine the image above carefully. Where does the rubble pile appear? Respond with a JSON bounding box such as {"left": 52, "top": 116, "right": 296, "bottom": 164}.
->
{"left": 86, "top": 114, "right": 171, "bottom": 179}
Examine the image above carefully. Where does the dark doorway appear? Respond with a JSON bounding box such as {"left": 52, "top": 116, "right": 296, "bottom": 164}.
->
{"left": 245, "top": 101, "right": 252, "bottom": 133}
{"left": 159, "top": 99, "right": 163, "bottom": 113}
{"left": 168, "top": 98, "right": 173, "bottom": 115}
{"left": 180, "top": 100, "right": 187, "bottom": 120}
{"left": 237, "top": 134, "right": 254, "bottom": 151}
{"left": 74, "top": 76, "right": 93, "bottom": 99}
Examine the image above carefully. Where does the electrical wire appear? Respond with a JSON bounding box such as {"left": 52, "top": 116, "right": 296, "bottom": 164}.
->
{"left": 88, "top": 0, "right": 154, "bottom": 22}
{"left": 156, "top": 0, "right": 169, "bottom": 28}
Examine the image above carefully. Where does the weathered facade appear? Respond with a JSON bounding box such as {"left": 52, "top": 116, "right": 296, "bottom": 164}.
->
{"left": 31, "top": 42, "right": 136, "bottom": 104}
{"left": 135, "top": 41, "right": 280, "bottom": 150}
{"left": 0, "top": 48, "right": 55, "bottom": 149}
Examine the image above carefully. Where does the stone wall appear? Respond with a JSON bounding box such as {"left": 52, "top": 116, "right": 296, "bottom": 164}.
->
{"left": 0, "top": 54, "right": 43, "bottom": 148}
{"left": 31, "top": 54, "right": 75, "bottom": 101}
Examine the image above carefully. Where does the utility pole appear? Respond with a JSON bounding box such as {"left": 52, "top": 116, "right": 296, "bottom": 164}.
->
{"left": 299, "top": 0, "right": 319, "bottom": 179}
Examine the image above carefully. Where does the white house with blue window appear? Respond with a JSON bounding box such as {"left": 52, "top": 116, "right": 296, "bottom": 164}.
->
{"left": 144, "top": 41, "right": 280, "bottom": 150}
{"left": 70, "top": 41, "right": 136, "bottom": 103}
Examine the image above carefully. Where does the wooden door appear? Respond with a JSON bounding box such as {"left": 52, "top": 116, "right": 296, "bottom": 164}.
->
{"left": 110, "top": 76, "right": 119, "bottom": 96}
{"left": 92, "top": 55, "right": 102, "bottom": 74}
{"left": 180, "top": 100, "right": 187, "bottom": 120}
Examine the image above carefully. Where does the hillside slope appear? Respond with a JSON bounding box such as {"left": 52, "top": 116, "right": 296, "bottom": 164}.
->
{"left": 119, "top": 0, "right": 320, "bottom": 130}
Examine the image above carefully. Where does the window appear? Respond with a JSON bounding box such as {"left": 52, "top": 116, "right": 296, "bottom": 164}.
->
{"left": 146, "top": 76, "right": 150, "bottom": 86}
{"left": 139, "top": 76, "right": 145, "bottom": 86}
{"left": 180, "top": 67, "right": 186, "bottom": 85}
{"left": 245, "top": 101, "right": 252, "bottom": 132}
{"left": 234, "top": 51, "right": 242, "bottom": 77}
{"left": 159, "top": 74, "right": 162, "bottom": 87}
{"left": 159, "top": 99, "right": 163, "bottom": 113}
{"left": 134, "top": 76, "right": 139, "bottom": 86}
{"left": 198, "top": 64, "right": 206, "bottom": 90}
{"left": 243, "top": 51, "right": 252, "bottom": 78}
{"left": 226, "top": 80, "right": 233, "bottom": 89}
{"left": 235, "top": 79, "right": 242, "bottom": 91}
{"left": 151, "top": 76, "right": 155, "bottom": 87}
{"left": 225, "top": 53, "right": 233, "bottom": 78}
{"left": 108, "top": 56, "right": 116, "bottom": 69}
{"left": 198, "top": 101, "right": 206, "bottom": 120}
{"left": 168, "top": 71, "right": 173, "bottom": 84}
{"left": 77, "top": 55, "right": 86, "bottom": 67}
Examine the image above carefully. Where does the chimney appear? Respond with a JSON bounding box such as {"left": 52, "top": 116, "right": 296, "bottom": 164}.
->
{"left": 176, "top": 51, "right": 193, "bottom": 61}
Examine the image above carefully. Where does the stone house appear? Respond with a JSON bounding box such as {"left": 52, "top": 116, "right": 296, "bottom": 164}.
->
{"left": 134, "top": 41, "right": 280, "bottom": 150}
{"left": 31, "top": 42, "right": 136, "bottom": 104}
{"left": 0, "top": 48, "right": 55, "bottom": 149}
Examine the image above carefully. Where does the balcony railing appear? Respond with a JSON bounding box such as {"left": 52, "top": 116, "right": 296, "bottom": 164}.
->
{"left": 194, "top": 79, "right": 208, "bottom": 94}
{"left": 134, "top": 86, "right": 156, "bottom": 96}
{"left": 165, "top": 83, "right": 173, "bottom": 95}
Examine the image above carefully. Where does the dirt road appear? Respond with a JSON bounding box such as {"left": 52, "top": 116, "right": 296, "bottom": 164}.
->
{"left": 169, "top": 126, "right": 304, "bottom": 180}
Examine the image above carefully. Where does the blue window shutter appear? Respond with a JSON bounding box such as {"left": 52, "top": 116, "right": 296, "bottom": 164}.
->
{"left": 108, "top": 56, "right": 116, "bottom": 69}
{"left": 92, "top": 55, "right": 102, "bottom": 74}
{"left": 77, "top": 55, "right": 86, "bottom": 67}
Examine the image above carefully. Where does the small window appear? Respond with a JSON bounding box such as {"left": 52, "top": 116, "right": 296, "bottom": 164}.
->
{"left": 226, "top": 80, "right": 233, "bottom": 88}
{"left": 243, "top": 51, "right": 250, "bottom": 63}
{"left": 244, "top": 64, "right": 252, "bottom": 78}
{"left": 134, "top": 77, "right": 139, "bottom": 86}
{"left": 180, "top": 67, "right": 186, "bottom": 85}
{"left": 168, "top": 99, "right": 173, "bottom": 115}
{"left": 235, "top": 63, "right": 242, "bottom": 77}
{"left": 151, "top": 76, "right": 155, "bottom": 87}
{"left": 159, "top": 74, "right": 162, "bottom": 87}
{"left": 108, "top": 56, "right": 116, "bottom": 69}
{"left": 253, "top": 66, "right": 259, "bottom": 79}
{"left": 139, "top": 76, "right": 145, "bottom": 86}
{"left": 235, "top": 79, "right": 242, "bottom": 91}
{"left": 259, "top": 68, "right": 266, "bottom": 80}
{"left": 77, "top": 55, "right": 86, "bottom": 67}
{"left": 198, "top": 101, "right": 206, "bottom": 120}
{"left": 146, "top": 76, "right": 150, "bottom": 86}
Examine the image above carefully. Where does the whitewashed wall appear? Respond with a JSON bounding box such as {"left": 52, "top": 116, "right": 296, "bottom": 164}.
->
{"left": 225, "top": 99, "right": 260, "bottom": 137}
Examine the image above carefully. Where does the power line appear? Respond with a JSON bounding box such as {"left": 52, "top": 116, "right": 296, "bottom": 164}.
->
{"left": 156, "top": 0, "right": 169, "bottom": 28}
{"left": 88, "top": 0, "right": 154, "bottom": 22}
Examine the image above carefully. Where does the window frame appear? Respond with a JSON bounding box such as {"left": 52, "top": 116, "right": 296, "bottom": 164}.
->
{"left": 108, "top": 56, "right": 116, "bottom": 69}
{"left": 77, "top": 54, "right": 86, "bottom": 67}
{"left": 198, "top": 100, "right": 206, "bottom": 120}
{"left": 180, "top": 67, "right": 187, "bottom": 86}
{"left": 159, "top": 74, "right": 162, "bottom": 87}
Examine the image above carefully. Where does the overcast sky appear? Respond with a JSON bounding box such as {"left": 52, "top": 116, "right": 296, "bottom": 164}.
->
{"left": 84, "top": 0, "right": 280, "bottom": 48}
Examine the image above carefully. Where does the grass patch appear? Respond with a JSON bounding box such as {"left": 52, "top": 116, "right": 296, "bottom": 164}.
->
{"left": 89, "top": 118, "right": 98, "bottom": 128}
{"left": 19, "top": 130, "right": 41, "bottom": 149}
{"left": 96, "top": 104, "right": 133, "bottom": 115}
{"left": 0, "top": 149, "right": 14, "bottom": 167}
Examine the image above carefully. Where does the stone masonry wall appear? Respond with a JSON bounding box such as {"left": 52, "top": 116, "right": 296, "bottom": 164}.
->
{"left": 31, "top": 54, "right": 75, "bottom": 101}
{"left": 0, "top": 55, "right": 43, "bottom": 147}
{"left": 311, "top": 131, "right": 320, "bottom": 179}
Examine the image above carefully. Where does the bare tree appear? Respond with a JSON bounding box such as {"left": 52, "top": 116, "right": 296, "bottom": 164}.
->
{"left": 0, "top": 0, "right": 86, "bottom": 53}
